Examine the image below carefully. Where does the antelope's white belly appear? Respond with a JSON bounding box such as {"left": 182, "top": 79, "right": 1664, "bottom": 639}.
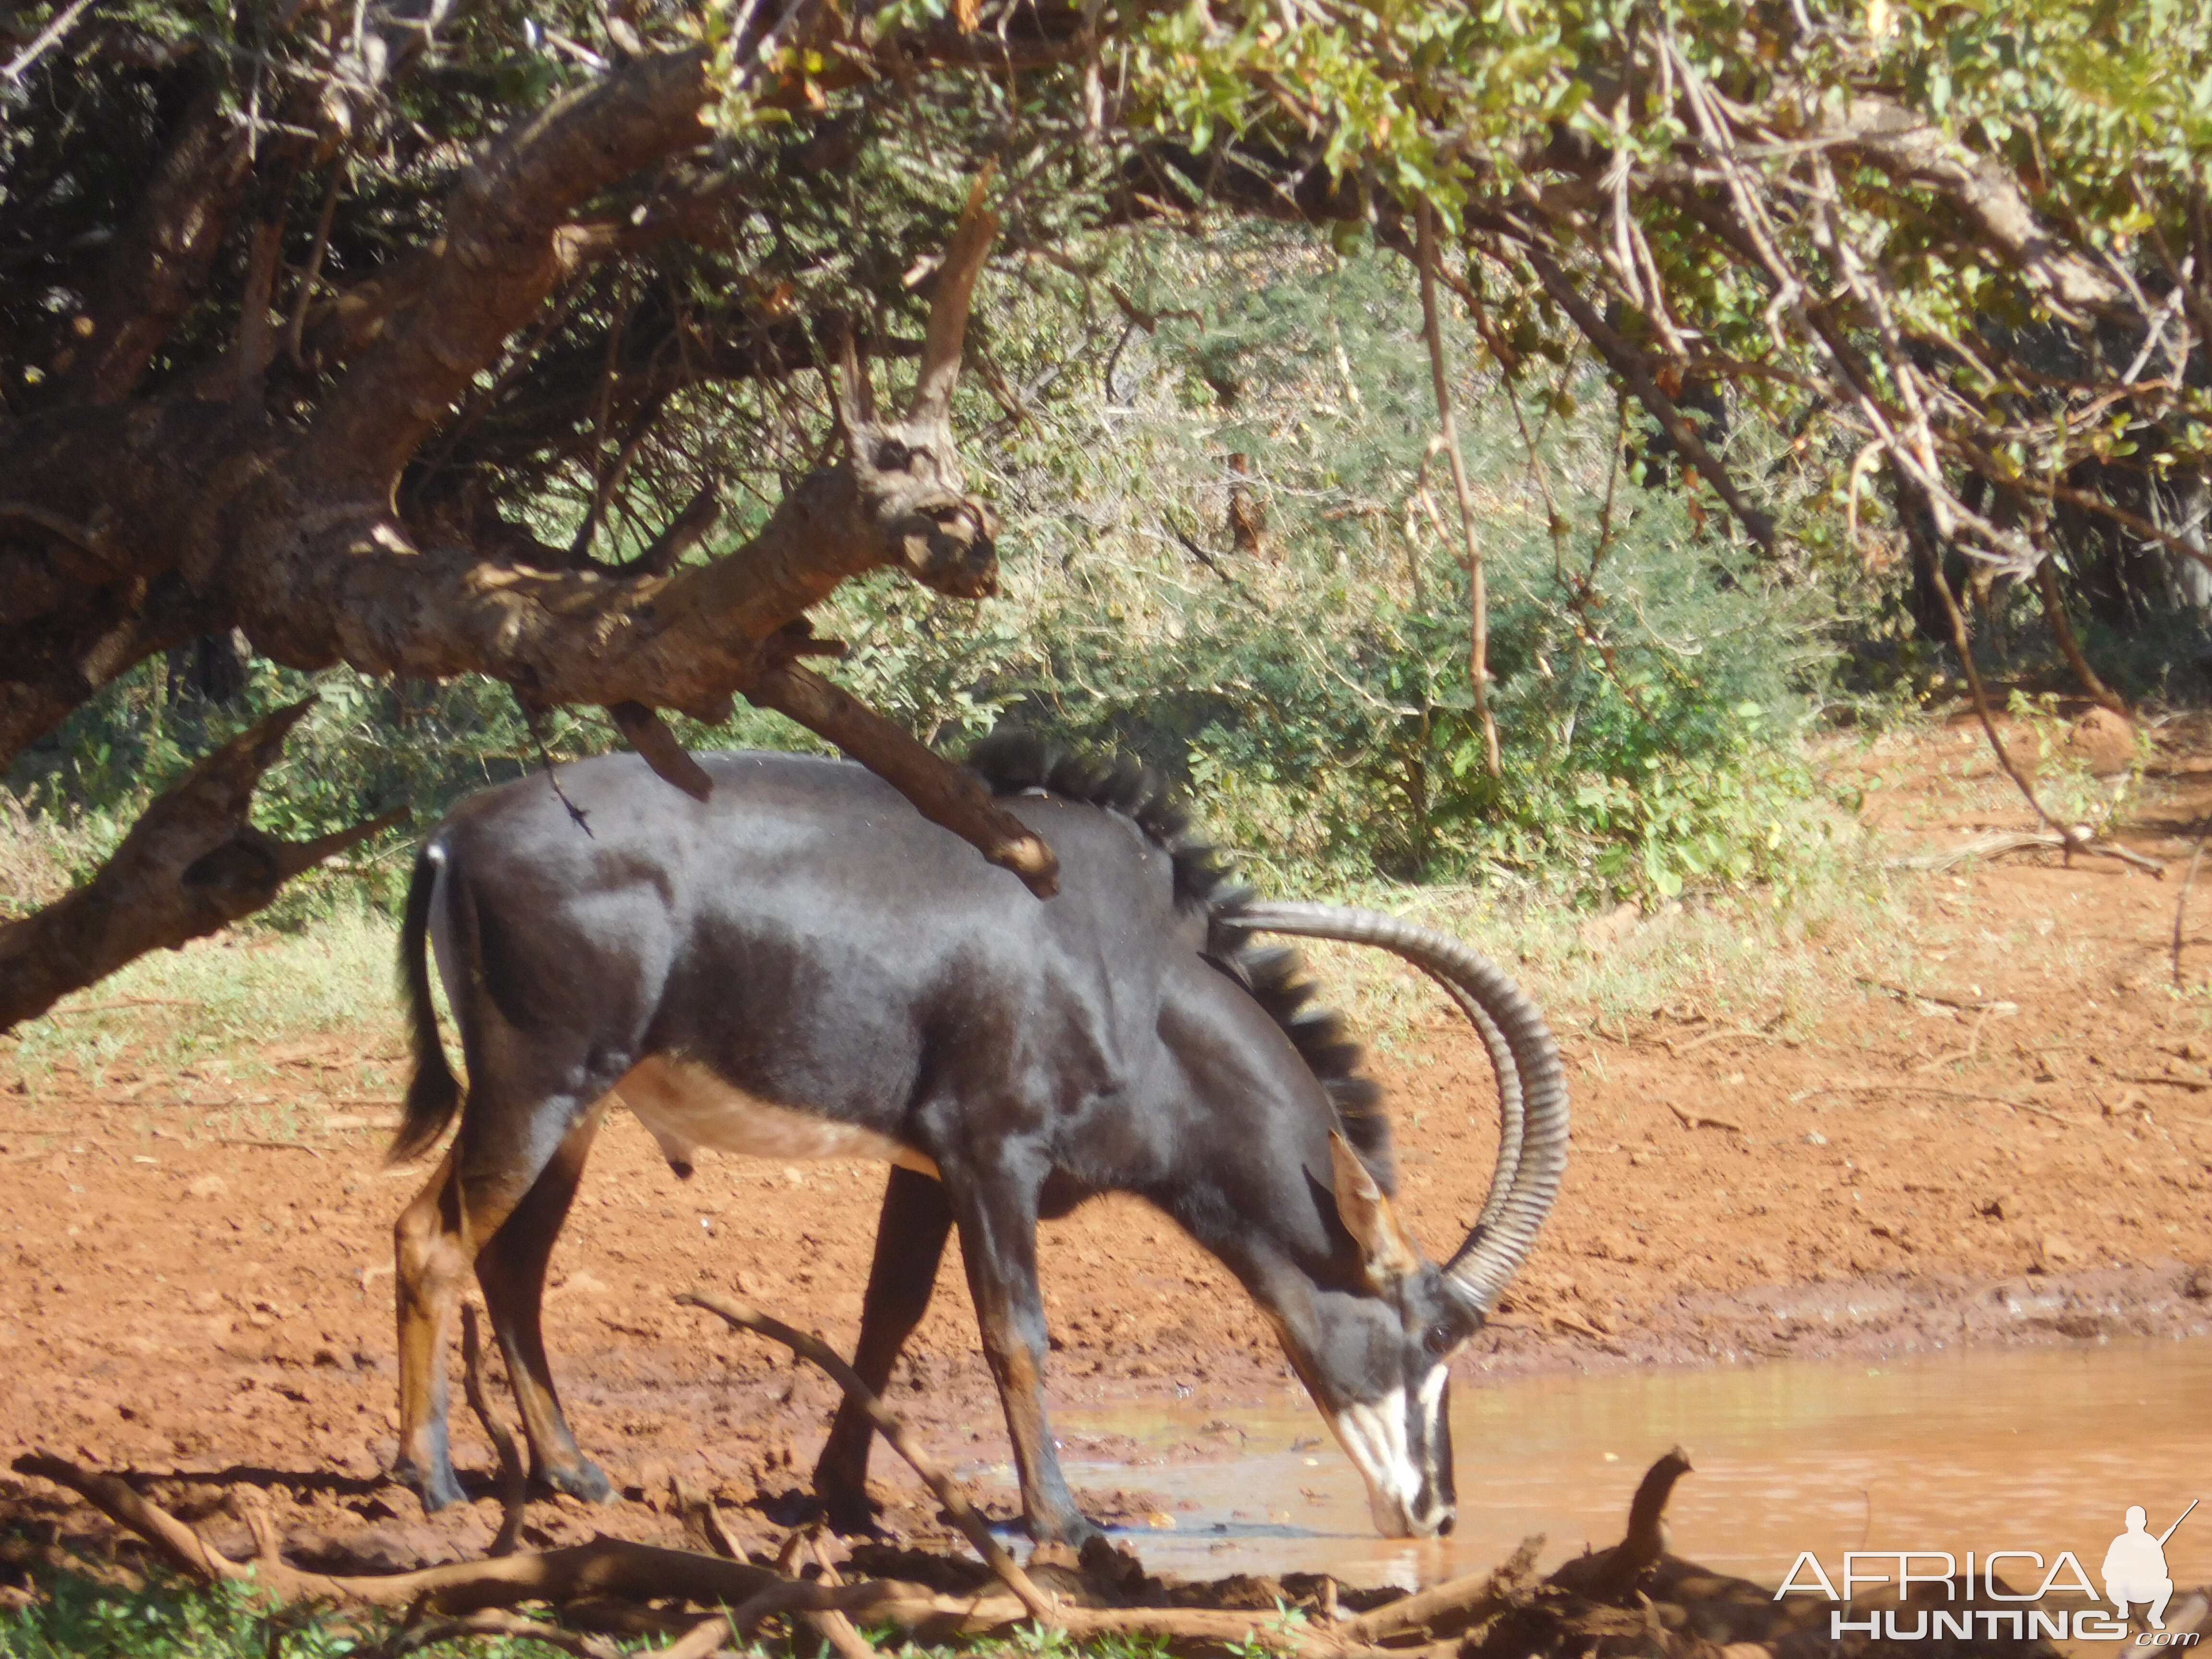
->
{"left": 614, "top": 1056, "right": 940, "bottom": 1178}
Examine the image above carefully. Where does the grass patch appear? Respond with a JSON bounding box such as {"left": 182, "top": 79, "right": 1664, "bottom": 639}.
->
{"left": 0, "top": 1562, "right": 1188, "bottom": 1659}
{"left": 0, "top": 1569, "right": 377, "bottom": 1659}
{"left": 0, "top": 904, "right": 405, "bottom": 1143}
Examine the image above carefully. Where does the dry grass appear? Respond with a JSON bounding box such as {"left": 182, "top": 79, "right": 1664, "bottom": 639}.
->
{"left": 0, "top": 792, "right": 98, "bottom": 919}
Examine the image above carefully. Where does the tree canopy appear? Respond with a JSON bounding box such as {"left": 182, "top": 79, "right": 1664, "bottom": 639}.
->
{"left": 2, "top": 0, "right": 2207, "bottom": 1023}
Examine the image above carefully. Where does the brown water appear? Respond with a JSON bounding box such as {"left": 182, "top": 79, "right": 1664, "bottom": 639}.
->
{"left": 1046, "top": 1337, "right": 2212, "bottom": 1593}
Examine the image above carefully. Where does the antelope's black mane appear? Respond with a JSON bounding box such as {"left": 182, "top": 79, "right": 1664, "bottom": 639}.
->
{"left": 966, "top": 731, "right": 1393, "bottom": 1185}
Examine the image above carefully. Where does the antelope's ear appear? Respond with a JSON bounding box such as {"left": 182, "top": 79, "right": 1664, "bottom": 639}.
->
{"left": 1329, "top": 1130, "right": 1420, "bottom": 1287}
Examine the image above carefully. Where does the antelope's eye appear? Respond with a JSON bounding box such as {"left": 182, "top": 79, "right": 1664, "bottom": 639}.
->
{"left": 1423, "top": 1321, "right": 1457, "bottom": 1358}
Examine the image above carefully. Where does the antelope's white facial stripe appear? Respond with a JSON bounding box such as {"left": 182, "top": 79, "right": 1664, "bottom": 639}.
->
{"left": 1327, "top": 1361, "right": 1453, "bottom": 1537}
{"left": 1419, "top": 1355, "right": 1451, "bottom": 1419}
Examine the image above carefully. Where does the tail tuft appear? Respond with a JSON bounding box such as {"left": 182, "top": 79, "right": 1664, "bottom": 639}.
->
{"left": 389, "top": 845, "right": 461, "bottom": 1163}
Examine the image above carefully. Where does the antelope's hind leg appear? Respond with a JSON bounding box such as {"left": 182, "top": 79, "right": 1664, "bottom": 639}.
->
{"left": 474, "top": 1102, "right": 613, "bottom": 1503}
{"left": 815, "top": 1164, "right": 954, "bottom": 1533}
{"left": 392, "top": 1099, "right": 601, "bottom": 1513}
{"left": 392, "top": 1150, "right": 473, "bottom": 1511}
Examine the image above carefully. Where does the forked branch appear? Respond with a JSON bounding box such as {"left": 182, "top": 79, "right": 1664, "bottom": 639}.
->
{"left": 0, "top": 701, "right": 407, "bottom": 1032}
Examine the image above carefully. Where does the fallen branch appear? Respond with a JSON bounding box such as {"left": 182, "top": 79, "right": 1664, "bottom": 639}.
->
{"left": 382, "top": 1610, "right": 621, "bottom": 1659}
{"left": 674, "top": 1287, "right": 1055, "bottom": 1622}
{"left": 1584, "top": 1447, "right": 1691, "bottom": 1600}
{"left": 1886, "top": 828, "right": 2164, "bottom": 875}
{"left": 1856, "top": 979, "right": 2019, "bottom": 1013}
{"left": 793, "top": 1529, "right": 880, "bottom": 1659}
{"left": 672, "top": 1289, "right": 1459, "bottom": 1657}
{"left": 10, "top": 1451, "right": 991, "bottom": 1625}
{"left": 1339, "top": 1539, "right": 1541, "bottom": 1645}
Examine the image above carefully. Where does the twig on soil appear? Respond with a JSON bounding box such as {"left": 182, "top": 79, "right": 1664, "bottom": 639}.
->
{"left": 1665, "top": 1023, "right": 1783, "bottom": 1056}
{"left": 459, "top": 1307, "right": 528, "bottom": 1557}
{"left": 2176, "top": 841, "right": 2205, "bottom": 986}
{"left": 2111, "top": 1071, "right": 2212, "bottom": 1094}
{"left": 1856, "top": 979, "right": 2018, "bottom": 1013}
{"left": 210, "top": 1136, "right": 325, "bottom": 1157}
{"left": 673, "top": 1288, "right": 1055, "bottom": 1622}
{"left": 1665, "top": 1103, "right": 1745, "bottom": 1134}
{"left": 1791, "top": 1079, "right": 2046, "bottom": 1110}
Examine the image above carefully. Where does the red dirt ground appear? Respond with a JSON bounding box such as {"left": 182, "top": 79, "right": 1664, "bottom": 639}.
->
{"left": 3, "top": 714, "right": 2211, "bottom": 1574}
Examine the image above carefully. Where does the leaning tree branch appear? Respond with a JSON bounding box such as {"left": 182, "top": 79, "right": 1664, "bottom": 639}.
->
{"left": 1521, "top": 246, "right": 1778, "bottom": 553}
{"left": 1822, "top": 96, "right": 2125, "bottom": 319}
{"left": 0, "top": 701, "right": 406, "bottom": 1032}
{"left": 748, "top": 666, "right": 1059, "bottom": 897}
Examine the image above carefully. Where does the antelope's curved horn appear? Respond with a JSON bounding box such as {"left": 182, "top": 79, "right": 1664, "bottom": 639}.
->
{"left": 1227, "top": 902, "right": 1568, "bottom": 1313}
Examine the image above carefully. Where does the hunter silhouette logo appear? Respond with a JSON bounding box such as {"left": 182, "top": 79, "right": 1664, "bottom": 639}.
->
{"left": 2107, "top": 1502, "right": 2197, "bottom": 1631}
{"left": 1777, "top": 1498, "right": 2203, "bottom": 1643}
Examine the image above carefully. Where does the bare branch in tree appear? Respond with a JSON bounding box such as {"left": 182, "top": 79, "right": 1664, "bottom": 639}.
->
{"left": 1416, "top": 200, "right": 1500, "bottom": 778}
{"left": 1825, "top": 96, "right": 2125, "bottom": 320}
{"left": 307, "top": 49, "right": 718, "bottom": 490}
{"left": 609, "top": 701, "right": 714, "bottom": 801}
{"left": 911, "top": 165, "right": 1001, "bottom": 423}
{"left": 1522, "top": 248, "right": 1777, "bottom": 553}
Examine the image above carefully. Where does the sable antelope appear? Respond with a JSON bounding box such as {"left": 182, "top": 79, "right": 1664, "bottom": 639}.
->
{"left": 387, "top": 735, "right": 1568, "bottom": 1543}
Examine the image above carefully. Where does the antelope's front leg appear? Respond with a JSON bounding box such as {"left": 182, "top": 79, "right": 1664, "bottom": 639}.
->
{"left": 947, "top": 1173, "right": 1099, "bottom": 1546}
{"left": 816, "top": 1165, "right": 955, "bottom": 1533}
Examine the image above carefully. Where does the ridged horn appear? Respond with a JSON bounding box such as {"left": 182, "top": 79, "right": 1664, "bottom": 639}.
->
{"left": 1225, "top": 901, "right": 1569, "bottom": 1313}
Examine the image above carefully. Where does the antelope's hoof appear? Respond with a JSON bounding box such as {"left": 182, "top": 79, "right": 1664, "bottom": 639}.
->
{"left": 534, "top": 1458, "right": 614, "bottom": 1505}
{"left": 397, "top": 1458, "right": 469, "bottom": 1515}
{"left": 820, "top": 1488, "right": 884, "bottom": 1537}
{"left": 1031, "top": 1515, "right": 1107, "bottom": 1550}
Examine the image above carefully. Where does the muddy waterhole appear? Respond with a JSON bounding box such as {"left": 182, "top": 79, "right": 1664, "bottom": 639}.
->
{"left": 1026, "top": 1337, "right": 2212, "bottom": 1592}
